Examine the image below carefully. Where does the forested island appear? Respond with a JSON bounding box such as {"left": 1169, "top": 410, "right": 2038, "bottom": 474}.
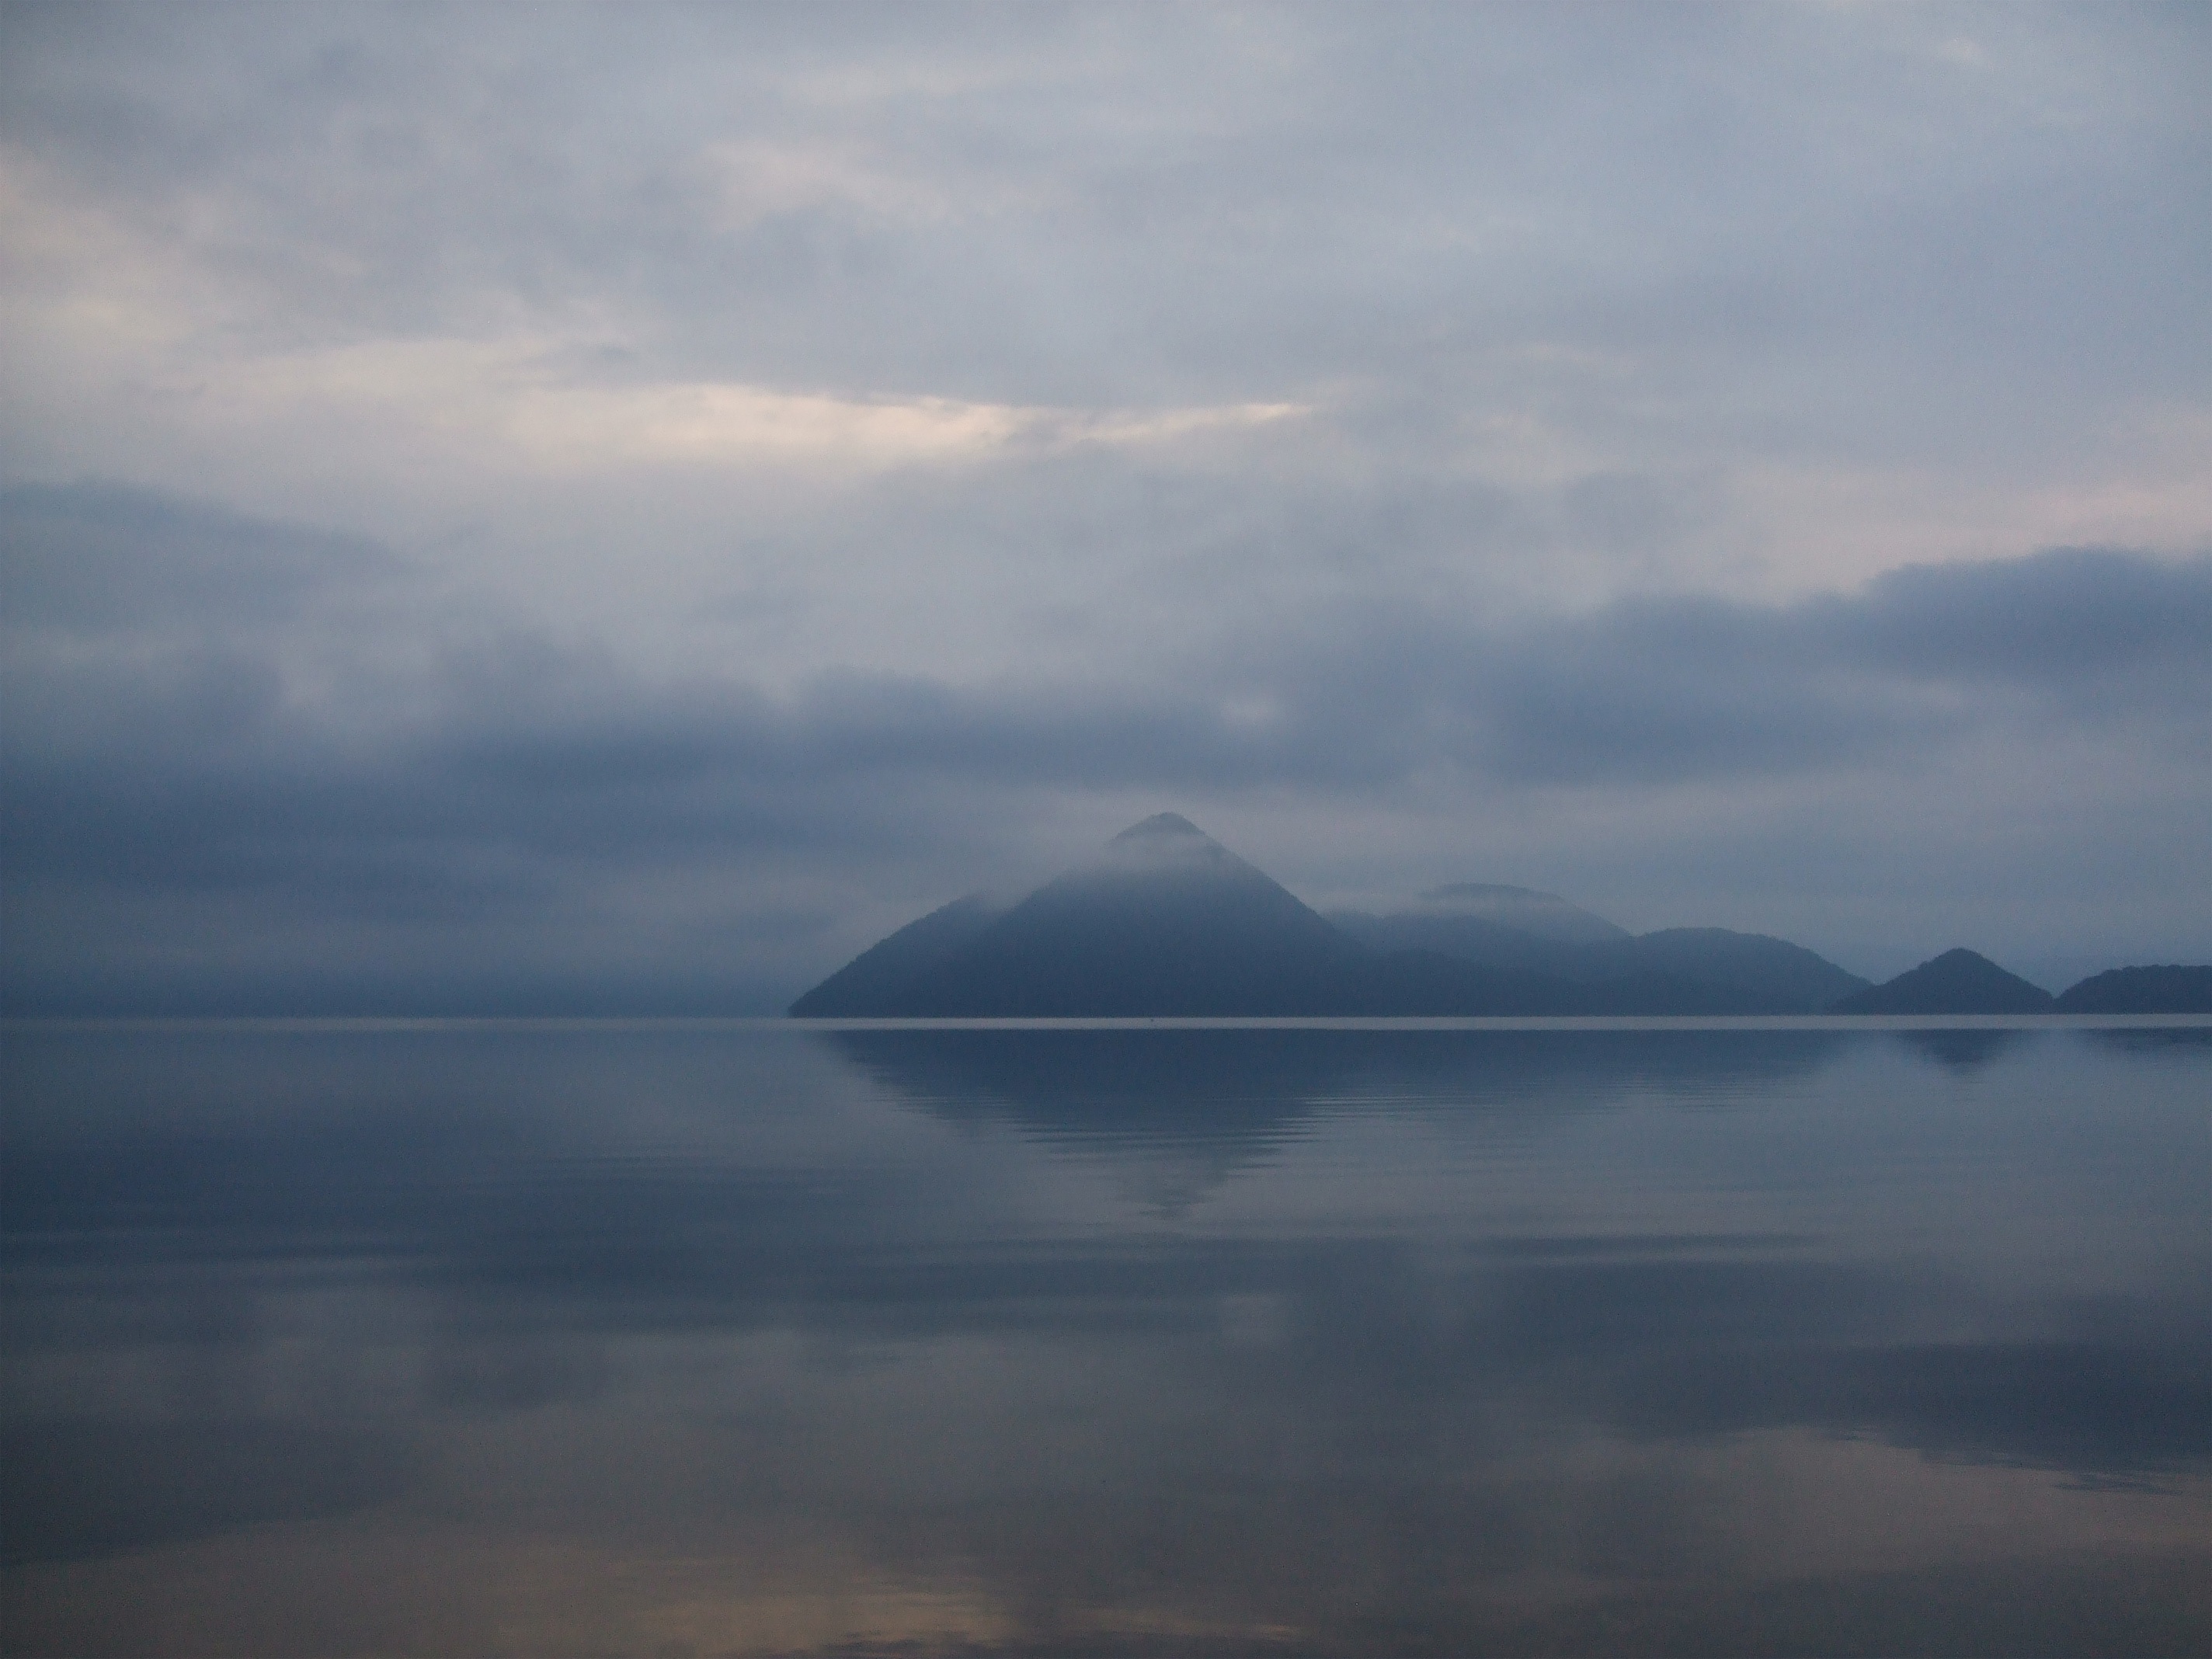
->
{"left": 791, "top": 815, "right": 2210, "bottom": 1017}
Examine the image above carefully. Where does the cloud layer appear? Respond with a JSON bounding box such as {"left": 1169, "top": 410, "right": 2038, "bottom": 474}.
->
{"left": 5, "top": 484, "right": 2206, "bottom": 1008}
{"left": 2, "top": 5, "right": 2208, "bottom": 1006}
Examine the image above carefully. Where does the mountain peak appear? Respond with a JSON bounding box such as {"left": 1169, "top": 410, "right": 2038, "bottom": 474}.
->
{"left": 795, "top": 812, "right": 1360, "bottom": 1015}
{"left": 1097, "top": 812, "right": 1233, "bottom": 875}
{"left": 1111, "top": 812, "right": 1210, "bottom": 845}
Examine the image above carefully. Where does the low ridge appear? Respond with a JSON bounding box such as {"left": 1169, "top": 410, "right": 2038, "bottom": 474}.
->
{"left": 2054, "top": 965, "right": 2212, "bottom": 1014}
{"left": 1411, "top": 883, "right": 1629, "bottom": 944}
{"left": 1327, "top": 911, "right": 1869, "bottom": 1013}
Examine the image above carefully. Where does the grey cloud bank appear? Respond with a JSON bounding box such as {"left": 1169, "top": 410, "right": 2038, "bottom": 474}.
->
{"left": 5, "top": 484, "right": 2206, "bottom": 1011}
{"left": 1, "top": 4, "right": 2207, "bottom": 1007}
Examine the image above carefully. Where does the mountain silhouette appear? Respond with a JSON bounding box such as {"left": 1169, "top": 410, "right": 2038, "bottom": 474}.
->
{"left": 1331, "top": 905, "right": 1869, "bottom": 1014}
{"left": 1831, "top": 948, "right": 2053, "bottom": 1014}
{"left": 793, "top": 814, "right": 1372, "bottom": 1016}
{"left": 785, "top": 893, "right": 1004, "bottom": 1017}
{"left": 1602, "top": 929, "right": 1869, "bottom": 1010}
{"left": 1402, "top": 883, "right": 1629, "bottom": 944}
{"left": 2054, "top": 965, "right": 2212, "bottom": 1014}
{"left": 791, "top": 815, "right": 1873, "bottom": 1017}
{"left": 1329, "top": 905, "right": 1604, "bottom": 973}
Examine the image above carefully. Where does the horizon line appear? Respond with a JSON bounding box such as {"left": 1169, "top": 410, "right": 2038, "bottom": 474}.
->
{"left": 5, "top": 1014, "right": 2207, "bottom": 1034}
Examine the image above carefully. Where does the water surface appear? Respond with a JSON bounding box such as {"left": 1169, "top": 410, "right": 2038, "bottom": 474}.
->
{"left": 3, "top": 1022, "right": 2207, "bottom": 1655}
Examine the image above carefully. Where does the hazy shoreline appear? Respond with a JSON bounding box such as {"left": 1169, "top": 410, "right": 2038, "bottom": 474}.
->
{"left": 9, "top": 1013, "right": 2210, "bottom": 1033}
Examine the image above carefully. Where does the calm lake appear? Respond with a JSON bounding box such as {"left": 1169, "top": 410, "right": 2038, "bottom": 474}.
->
{"left": 2, "top": 1021, "right": 2207, "bottom": 1657}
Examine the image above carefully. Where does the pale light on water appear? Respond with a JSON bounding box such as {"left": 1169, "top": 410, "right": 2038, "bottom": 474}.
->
{"left": 3, "top": 1024, "right": 2207, "bottom": 1655}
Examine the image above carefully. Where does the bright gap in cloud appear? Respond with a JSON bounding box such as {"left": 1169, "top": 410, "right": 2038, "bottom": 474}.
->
{"left": 185, "top": 338, "right": 1316, "bottom": 471}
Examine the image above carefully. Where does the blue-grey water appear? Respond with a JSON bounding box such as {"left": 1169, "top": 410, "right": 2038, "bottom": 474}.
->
{"left": 2, "top": 1021, "right": 2207, "bottom": 1657}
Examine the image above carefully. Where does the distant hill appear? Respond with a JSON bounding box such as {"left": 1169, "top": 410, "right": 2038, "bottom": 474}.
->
{"left": 2054, "top": 965, "right": 2212, "bottom": 1014}
{"left": 1831, "top": 948, "right": 2053, "bottom": 1014}
{"left": 1410, "top": 883, "right": 1630, "bottom": 944}
{"left": 1330, "top": 908, "right": 1577, "bottom": 975}
{"left": 1348, "top": 948, "right": 1785, "bottom": 1016}
{"left": 1609, "top": 929, "right": 1869, "bottom": 1012}
{"left": 791, "top": 815, "right": 1873, "bottom": 1017}
{"left": 1328, "top": 882, "right": 1625, "bottom": 973}
{"left": 1330, "top": 909, "right": 1869, "bottom": 1014}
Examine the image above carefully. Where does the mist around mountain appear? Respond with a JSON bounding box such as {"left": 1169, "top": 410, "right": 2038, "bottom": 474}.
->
{"left": 1384, "top": 884, "right": 1632, "bottom": 944}
{"left": 793, "top": 815, "right": 1873, "bottom": 1017}
{"left": 792, "top": 815, "right": 1372, "bottom": 1016}
{"left": 793, "top": 816, "right": 2209, "bottom": 1018}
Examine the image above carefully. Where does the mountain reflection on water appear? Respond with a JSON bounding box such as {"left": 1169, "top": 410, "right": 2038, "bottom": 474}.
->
{"left": 2, "top": 1024, "right": 2207, "bottom": 1657}
{"left": 833, "top": 1027, "right": 1851, "bottom": 1212}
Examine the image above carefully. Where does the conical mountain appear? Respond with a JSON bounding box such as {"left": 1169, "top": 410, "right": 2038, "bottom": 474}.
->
{"left": 791, "top": 815, "right": 1371, "bottom": 1016}
{"left": 1831, "top": 948, "right": 2052, "bottom": 1014}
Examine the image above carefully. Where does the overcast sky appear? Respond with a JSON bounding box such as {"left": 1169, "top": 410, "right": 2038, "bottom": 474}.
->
{"left": 2, "top": 1, "right": 2207, "bottom": 1010}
